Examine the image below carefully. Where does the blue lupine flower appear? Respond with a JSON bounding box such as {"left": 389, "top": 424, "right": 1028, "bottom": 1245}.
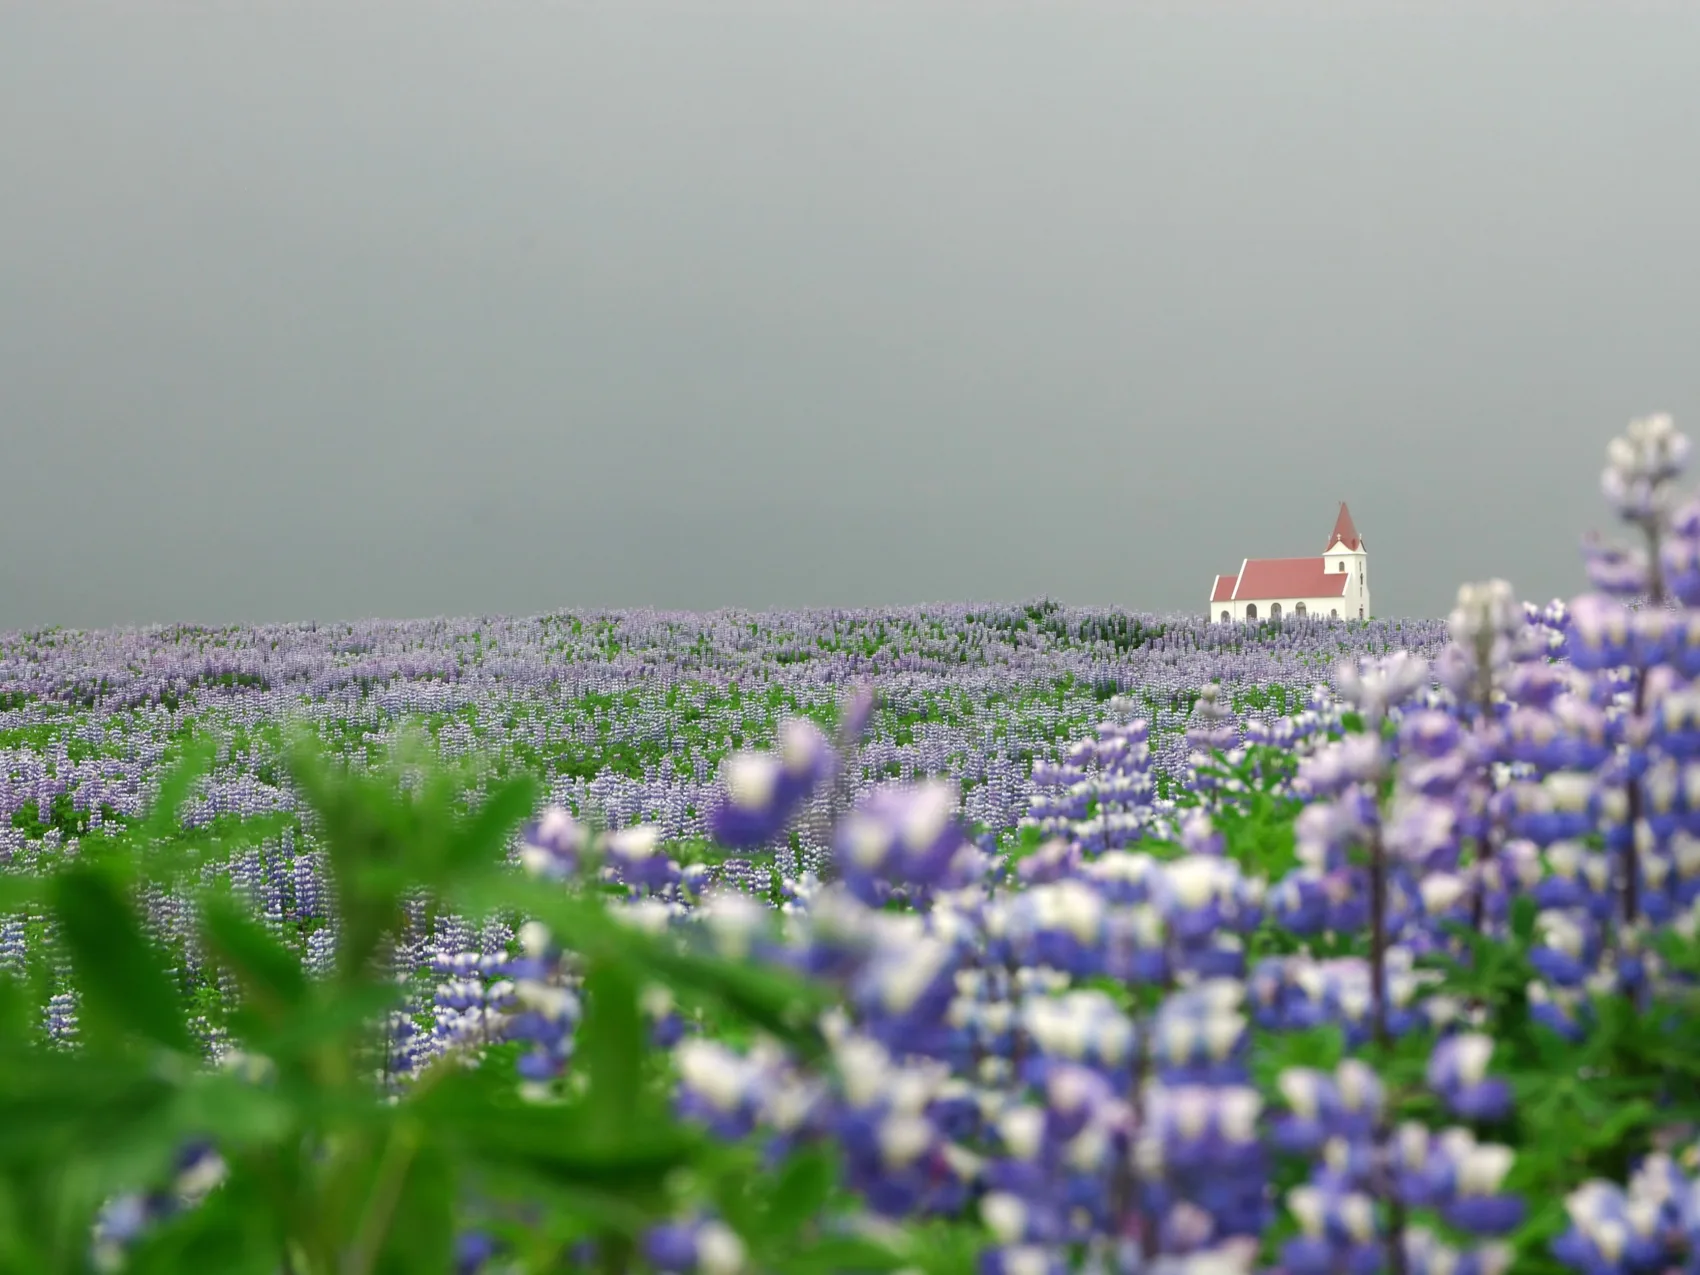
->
{"left": 1426, "top": 1033, "right": 1513, "bottom": 1123}
{"left": 517, "top": 805, "right": 588, "bottom": 879}
{"left": 706, "top": 717, "right": 835, "bottom": 849}
{"left": 643, "top": 1217, "right": 748, "bottom": 1274}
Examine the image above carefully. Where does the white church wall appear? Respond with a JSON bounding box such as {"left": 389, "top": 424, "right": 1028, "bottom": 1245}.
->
{"left": 1211, "top": 595, "right": 1356, "bottom": 623}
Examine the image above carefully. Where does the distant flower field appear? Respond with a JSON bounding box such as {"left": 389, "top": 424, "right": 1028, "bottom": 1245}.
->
{"left": 0, "top": 603, "right": 1445, "bottom": 872}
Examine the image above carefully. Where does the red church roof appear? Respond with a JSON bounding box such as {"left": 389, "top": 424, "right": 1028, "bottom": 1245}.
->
{"left": 1211, "top": 573, "right": 1238, "bottom": 603}
{"left": 1326, "top": 502, "right": 1362, "bottom": 551}
{"left": 1222, "top": 558, "right": 1351, "bottom": 602}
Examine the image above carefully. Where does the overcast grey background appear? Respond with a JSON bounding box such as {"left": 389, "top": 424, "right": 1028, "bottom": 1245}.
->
{"left": 3, "top": 2, "right": 1698, "bottom": 632}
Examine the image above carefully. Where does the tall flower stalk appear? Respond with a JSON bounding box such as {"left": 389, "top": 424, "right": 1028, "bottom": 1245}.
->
{"left": 1590, "top": 412, "right": 1688, "bottom": 925}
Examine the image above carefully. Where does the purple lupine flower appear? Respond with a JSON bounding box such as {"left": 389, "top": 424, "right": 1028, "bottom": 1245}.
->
{"left": 604, "top": 824, "right": 679, "bottom": 891}
{"left": 1581, "top": 533, "right": 1653, "bottom": 599}
{"left": 1280, "top": 1179, "right": 1381, "bottom": 1275}
{"left": 1427, "top": 1137, "right": 1524, "bottom": 1236}
{"left": 643, "top": 1217, "right": 747, "bottom": 1274}
{"left": 839, "top": 683, "right": 878, "bottom": 745}
{"left": 1600, "top": 411, "right": 1688, "bottom": 524}
{"left": 835, "top": 780, "right": 975, "bottom": 905}
{"left": 455, "top": 1229, "right": 503, "bottom": 1275}
{"left": 977, "top": 1246, "right": 1069, "bottom": 1275}
{"left": 707, "top": 717, "right": 835, "bottom": 849}
{"left": 518, "top": 805, "right": 588, "bottom": 879}
{"left": 1425, "top": 1034, "right": 1512, "bottom": 1123}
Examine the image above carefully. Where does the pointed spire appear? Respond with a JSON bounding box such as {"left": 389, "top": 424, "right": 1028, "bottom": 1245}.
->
{"left": 1327, "top": 502, "right": 1362, "bottom": 551}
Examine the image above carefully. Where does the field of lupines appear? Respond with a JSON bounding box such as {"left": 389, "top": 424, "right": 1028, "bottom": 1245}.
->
{"left": 4, "top": 416, "right": 1700, "bottom": 1275}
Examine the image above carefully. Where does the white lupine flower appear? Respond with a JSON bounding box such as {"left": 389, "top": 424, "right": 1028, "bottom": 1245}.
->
{"left": 675, "top": 1042, "right": 750, "bottom": 1112}
{"left": 605, "top": 824, "right": 662, "bottom": 860}
{"left": 1329, "top": 975, "right": 1370, "bottom": 1019}
{"left": 640, "top": 984, "right": 674, "bottom": 1019}
{"left": 1129, "top": 903, "right": 1166, "bottom": 945}
{"left": 1278, "top": 1069, "right": 1324, "bottom": 1120}
{"left": 1217, "top": 1088, "right": 1261, "bottom": 1143}
{"left": 723, "top": 751, "right": 782, "bottom": 808}
{"left": 1449, "top": 1033, "right": 1495, "bottom": 1086}
{"left": 1340, "top": 1192, "right": 1377, "bottom": 1243}
{"left": 981, "top": 1192, "right": 1028, "bottom": 1244}
{"left": 1202, "top": 1012, "right": 1245, "bottom": 1060}
{"left": 1545, "top": 771, "right": 1596, "bottom": 814}
{"left": 514, "top": 980, "right": 576, "bottom": 1019}
{"left": 871, "top": 937, "right": 950, "bottom": 1014}
{"left": 615, "top": 899, "right": 675, "bottom": 934}
{"left": 846, "top": 818, "right": 894, "bottom": 868}
{"left": 1024, "top": 999, "right": 1091, "bottom": 1060}
{"left": 1169, "top": 1088, "right": 1212, "bottom": 1141}
{"left": 1449, "top": 580, "right": 1520, "bottom": 646}
{"left": 1393, "top": 1122, "right": 1431, "bottom": 1170}
{"left": 898, "top": 781, "right": 957, "bottom": 850}
{"left": 1420, "top": 873, "right": 1467, "bottom": 914}
{"left": 885, "top": 1067, "right": 936, "bottom": 1115}
{"left": 942, "top": 1143, "right": 983, "bottom": 1181}
{"left": 877, "top": 1114, "right": 933, "bottom": 1168}
{"left": 1066, "top": 1121, "right": 1111, "bottom": 1172}
{"left": 696, "top": 1221, "right": 747, "bottom": 1275}
{"left": 998, "top": 1106, "right": 1045, "bottom": 1159}
{"left": 1457, "top": 1144, "right": 1515, "bottom": 1196}
{"left": 1538, "top": 911, "right": 1586, "bottom": 958}
{"left": 518, "top": 844, "right": 556, "bottom": 876}
{"left": 1003, "top": 1249, "right": 1055, "bottom": 1275}
{"left": 1336, "top": 1060, "right": 1379, "bottom": 1111}
{"left": 1287, "top": 1186, "right": 1325, "bottom": 1236}
{"left": 1159, "top": 1014, "right": 1198, "bottom": 1061}
{"left": 176, "top": 1151, "right": 228, "bottom": 1202}
{"left": 1052, "top": 880, "right": 1105, "bottom": 941}
{"left": 835, "top": 1035, "right": 890, "bottom": 1108}
{"left": 765, "top": 1075, "right": 820, "bottom": 1132}
{"left": 1166, "top": 857, "right": 1217, "bottom": 910}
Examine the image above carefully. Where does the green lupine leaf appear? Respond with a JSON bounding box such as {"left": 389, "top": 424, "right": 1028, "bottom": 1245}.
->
{"left": 199, "top": 894, "right": 309, "bottom": 1025}
{"left": 439, "top": 773, "right": 540, "bottom": 883}
{"left": 50, "top": 866, "right": 193, "bottom": 1055}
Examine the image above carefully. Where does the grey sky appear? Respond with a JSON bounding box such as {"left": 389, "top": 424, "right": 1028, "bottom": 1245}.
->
{"left": 3, "top": 2, "right": 1698, "bottom": 632}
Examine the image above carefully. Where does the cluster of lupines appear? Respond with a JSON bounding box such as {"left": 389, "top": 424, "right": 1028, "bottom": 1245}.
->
{"left": 1023, "top": 712, "right": 1160, "bottom": 854}
{"left": 1270, "top": 1037, "right": 1523, "bottom": 1275}
{"left": 637, "top": 696, "right": 1362, "bottom": 1269}
{"left": 510, "top": 665, "right": 1393, "bottom": 1272}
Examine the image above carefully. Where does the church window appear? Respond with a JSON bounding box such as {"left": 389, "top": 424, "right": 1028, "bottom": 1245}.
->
{"left": 1220, "top": 610, "right": 1230, "bottom": 623}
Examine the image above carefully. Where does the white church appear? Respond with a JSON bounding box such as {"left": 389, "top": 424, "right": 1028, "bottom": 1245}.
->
{"left": 1209, "top": 503, "right": 1369, "bottom": 623}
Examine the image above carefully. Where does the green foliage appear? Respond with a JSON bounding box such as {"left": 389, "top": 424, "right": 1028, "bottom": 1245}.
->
{"left": 1173, "top": 744, "right": 1304, "bottom": 879}
{"left": 0, "top": 727, "right": 895, "bottom": 1274}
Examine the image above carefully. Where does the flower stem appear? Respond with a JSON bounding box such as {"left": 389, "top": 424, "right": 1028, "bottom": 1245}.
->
{"left": 1369, "top": 824, "right": 1390, "bottom": 1051}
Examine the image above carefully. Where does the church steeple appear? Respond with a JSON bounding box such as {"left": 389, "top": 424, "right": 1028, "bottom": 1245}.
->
{"left": 1326, "top": 502, "right": 1362, "bottom": 552}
